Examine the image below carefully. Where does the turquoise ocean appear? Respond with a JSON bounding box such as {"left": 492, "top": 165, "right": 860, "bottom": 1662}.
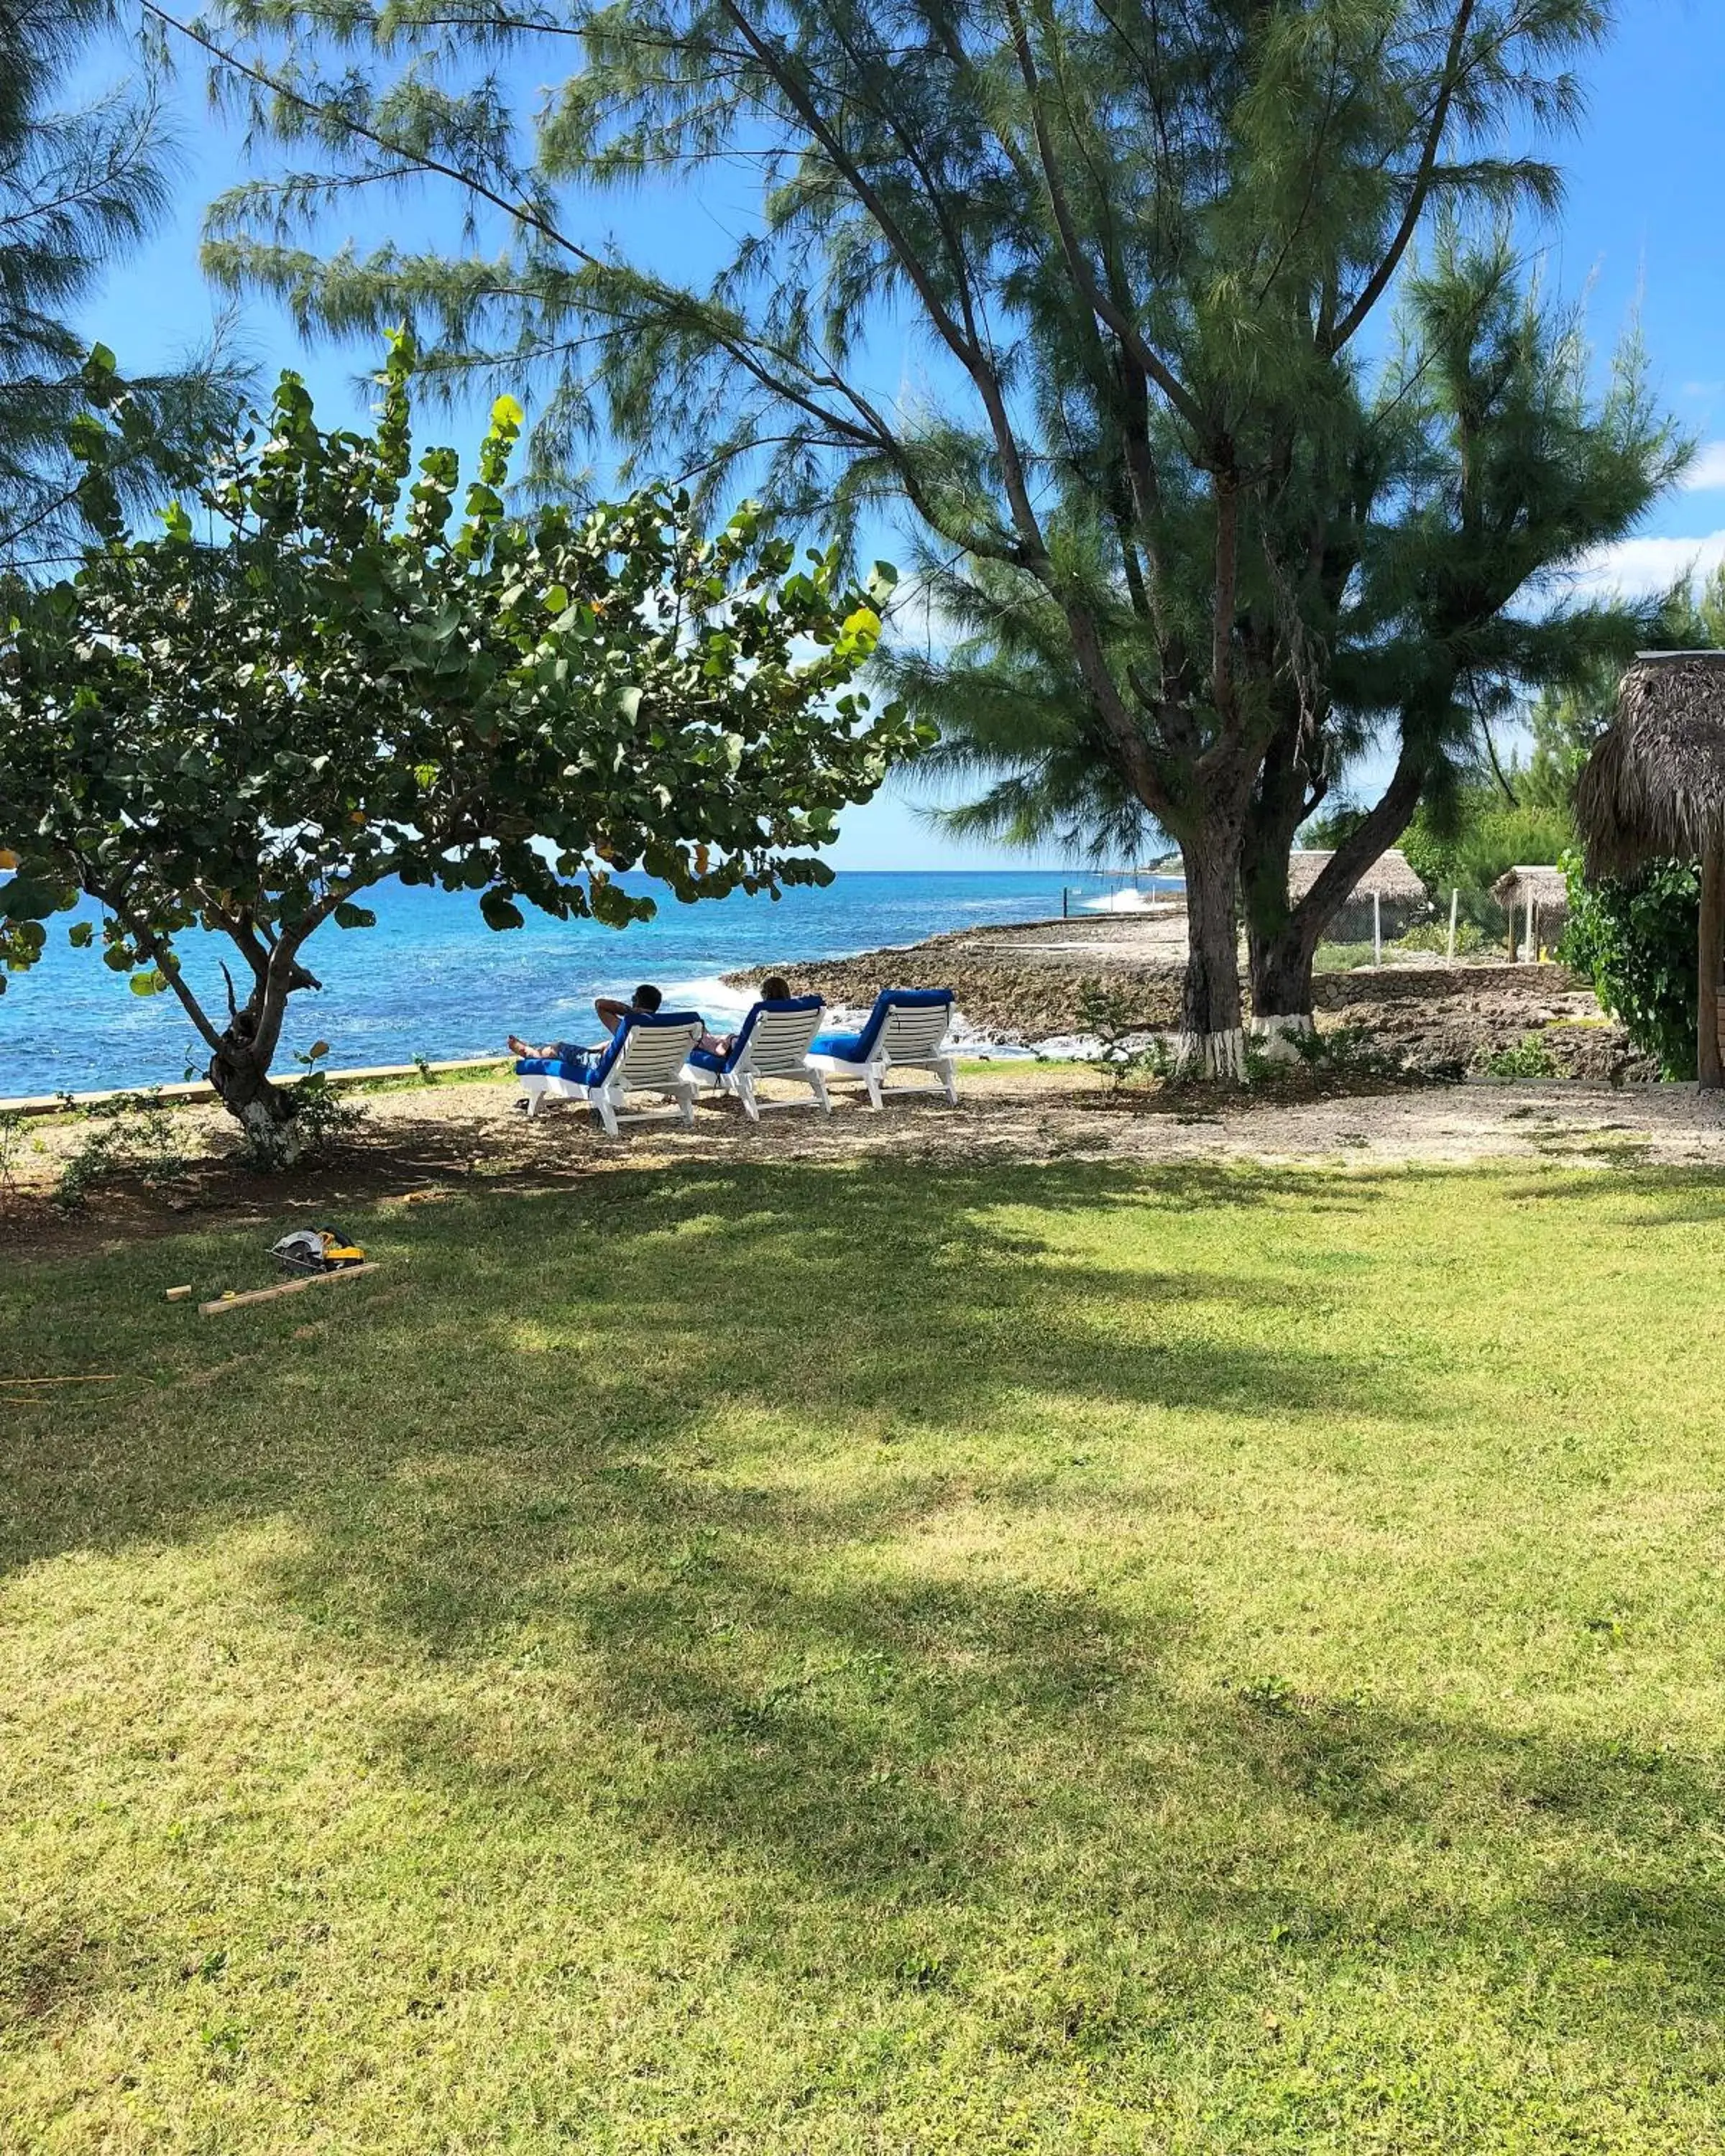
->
{"left": 0, "top": 869, "right": 1174, "bottom": 1098}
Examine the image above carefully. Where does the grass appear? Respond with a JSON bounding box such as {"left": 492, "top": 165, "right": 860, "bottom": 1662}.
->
{"left": 6, "top": 1153, "right": 1725, "bottom": 2150}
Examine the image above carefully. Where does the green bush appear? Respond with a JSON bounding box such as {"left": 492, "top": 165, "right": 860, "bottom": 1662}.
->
{"left": 53, "top": 1090, "right": 198, "bottom": 1210}
{"left": 1075, "top": 978, "right": 1169, "bottom": 1088}
{"left": 1395, "top": 920, "right": 1487, "bottom": 957}
{"left": 1482, "top": 1033, "right": 1558, "bottom": 1079}
{"left": 1559, "top": 852, "right": 1699, "bottom": 1079}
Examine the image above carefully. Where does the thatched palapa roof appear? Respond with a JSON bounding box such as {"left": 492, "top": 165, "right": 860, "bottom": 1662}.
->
{"left": 1577, "top": 653, "right": 1725, "bottom": 880}
{"left": 1492, "top": 865, "right": 1569, "bottom": 915}
{"left": 1287, "top": 847, "right": 1426, "bottom": 905}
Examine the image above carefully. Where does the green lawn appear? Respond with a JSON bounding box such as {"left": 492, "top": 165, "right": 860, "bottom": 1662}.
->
{"left": 5, "top": 1154, "right": 1725, "bottom": 2151}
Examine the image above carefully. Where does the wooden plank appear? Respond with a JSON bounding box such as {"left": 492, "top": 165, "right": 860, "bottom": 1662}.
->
{"left": 0, "top": 1373, "right": 118, "bottom": 1386}
{"left": 199, "top": 1263, "right": 379, "bottom": 1317}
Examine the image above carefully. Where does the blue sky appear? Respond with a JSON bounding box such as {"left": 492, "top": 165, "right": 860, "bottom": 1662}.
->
{"left": 73, "top": 0, "right": 1725, "bottom": 870}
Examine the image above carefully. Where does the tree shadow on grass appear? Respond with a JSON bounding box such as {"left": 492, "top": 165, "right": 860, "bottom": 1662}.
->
{"left": 0, "top": 1153, "right": 1424, "bottom": 1582}
{"left": 347, "top": 1501, "right": 1725, "bottom": 2055}
{"left": 10, "top": 1149, "right": 1725, "bottom": 2096}
{"left": 1481, "top": 1165, "right": 1725, "bottom": 1226}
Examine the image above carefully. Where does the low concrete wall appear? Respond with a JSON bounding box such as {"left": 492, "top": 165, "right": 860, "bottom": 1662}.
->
{"left": 0, "top": 1054, "right": 507, "bottom": 1120}
{"left": 1312, "top": 962, "right": 1585, "bottom": 1010}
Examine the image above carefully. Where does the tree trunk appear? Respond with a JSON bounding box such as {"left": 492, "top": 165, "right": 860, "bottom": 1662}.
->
{"left": 1241, "top": 723, "right": 1320, "bottom": 1056}
{"left": 1243, "top": 738, "right": 1430, "bottom": 1041}
{"left": 1177, "top": 821, "right": 1246, "bottom": 1079}
{"left": 1699, "top": 839, "right": 1724, "bottom": 1093}
{"left": 208, "top": 1031, "right": 305, "bottom": 1168}
{"left": 1248, "top": 926, "right": 1325, "bottom": 1054}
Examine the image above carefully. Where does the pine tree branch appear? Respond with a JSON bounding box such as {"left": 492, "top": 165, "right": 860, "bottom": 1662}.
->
{"left": 139, "top": 0, "right": 610, "bottom": 275}
{"left": 1327, "top": 0, "right": 1479, "bottom": 354}
{"left": 999, "top": 0, "right": 1207, "bottom": 443}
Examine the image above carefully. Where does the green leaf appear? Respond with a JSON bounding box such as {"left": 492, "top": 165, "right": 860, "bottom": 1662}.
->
{"left": 68, "top": 921, "right": 93, "bottom": 948}
{"left": 0, "top": 879, "right": 55, "bottom": 921}
{"left": 334, "top": 902, "right": 377, "bottom": 930}
{"left": 479, "top": 891, "right": 525, "bottom": 933}
{"left": 129, "top": 969, "right": 168, "bottom": 998}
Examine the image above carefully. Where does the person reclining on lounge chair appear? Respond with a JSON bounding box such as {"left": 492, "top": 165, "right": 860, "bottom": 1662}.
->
{"left": 694, "top": 975, "right": 792, "bottom": 1059}
{"left": 509, "top": 982, "right": 662, "bottom": 1063}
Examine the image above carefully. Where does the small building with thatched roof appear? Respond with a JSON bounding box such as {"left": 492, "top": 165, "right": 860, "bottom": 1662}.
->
{"left": 1288, "top": 846, "right": 1430, "bottom": 943}
{"left": 1491, "top": 865, "right": 1569, "bottom": 959}
{"left": 1576, "top": 650, "right": 1725, "bottom": 1088}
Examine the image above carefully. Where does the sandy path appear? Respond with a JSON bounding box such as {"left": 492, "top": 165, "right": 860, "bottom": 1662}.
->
{"left": 21, "top": 1067, "right": 1725, "bottom": 1182}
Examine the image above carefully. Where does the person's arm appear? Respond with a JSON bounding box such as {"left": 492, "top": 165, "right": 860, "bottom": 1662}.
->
{"left": 594, "top": 996, "right": 631, "bottom": 1035}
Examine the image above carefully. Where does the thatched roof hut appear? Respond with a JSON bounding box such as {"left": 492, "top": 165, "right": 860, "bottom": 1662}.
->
{"left": 1491, "top": 865, "right": 1568, "bottom": 962}
{"left": 1576, "top": 652, "right": 1725, "bottom": 1088}
{"left": 1577, "top": 653, "right": 1725, "bottom": 880}
{"left": 1491, "top": 865, "right": 1569, "bottom": 917}
{"left": 1287, "top": 847, "right": 1425, "bottom": 905}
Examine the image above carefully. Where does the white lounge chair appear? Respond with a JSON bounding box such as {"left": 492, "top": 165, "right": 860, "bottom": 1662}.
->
{"left": 515, "top": 1010, "right": 703, "bottom": 1135}
{"left": 684, "top": 994, "right": 832, "bottom": 1120}
{"left": 808, "top": 988, "right": 958, "bottom": 1110}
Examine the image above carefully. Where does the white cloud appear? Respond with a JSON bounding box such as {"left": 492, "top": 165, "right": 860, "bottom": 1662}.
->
{"left": 1568, "top": 529, "right": 1725, "bottom": 602}
{"left": 1684, "top": 442, "right": 1725, "bottom": 492}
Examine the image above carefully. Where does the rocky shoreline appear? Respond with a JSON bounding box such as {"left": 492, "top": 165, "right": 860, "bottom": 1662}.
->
{"left": 725, "top": 918, "right": 1653, "bottom": 1082}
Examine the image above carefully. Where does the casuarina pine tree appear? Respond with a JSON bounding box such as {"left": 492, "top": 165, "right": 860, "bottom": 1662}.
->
{"left": 146, "top": 0, "right": 1615, "bottom": 1074}
{"left": 0, "top": 0, "right": 244, "bottom": 576}
{"left": 0, "top": 338, "right": 924, "bottom": 1161}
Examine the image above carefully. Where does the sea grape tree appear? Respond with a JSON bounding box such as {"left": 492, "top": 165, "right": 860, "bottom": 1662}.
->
{"left": 0, "top": 337, "right": 923, "bottom": 1162}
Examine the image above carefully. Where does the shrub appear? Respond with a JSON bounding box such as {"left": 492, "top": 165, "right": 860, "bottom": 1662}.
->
{"left": 1559, "top": 852, "right": 1698, "bottom": 1079}
{"left": 1075, "top": 978, "right": 1169, "bottom": 1087}
{"left": 1395, "top": 919, "right": 1486, "bottom": 957}
{"left": 283, "top": 1042, "right": 366, "bottom": 1156}
{"left": 1482, "top": 1033, "right": 1558, "bottom": 1079}
{"left": 0, "top": 1108, "right": 28, "bottom": 1195}
{"left": 54, "top": 1090, "right": 198, "bottom": 1210}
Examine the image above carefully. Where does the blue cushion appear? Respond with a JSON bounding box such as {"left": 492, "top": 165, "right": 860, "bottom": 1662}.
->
{"left": 814, "top": 987, "right": 952, "bottom": 1065}
{"left": 515, "top": 1050, "right": 602, "bottom": 1083}
{"left": 707, "top": 992, "right": 824, "bottom": 1075}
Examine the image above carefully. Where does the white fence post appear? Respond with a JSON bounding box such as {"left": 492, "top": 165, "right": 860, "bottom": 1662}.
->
{"left": 1447, "top": 886, "right": 1458, "bottom": 963}
{"left": 1373, "top": 890, "right": 1382, "bottom": 967}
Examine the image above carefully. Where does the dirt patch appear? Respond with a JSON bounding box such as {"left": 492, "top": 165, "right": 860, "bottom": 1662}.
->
{"left": 1320, "top": 984, "right": 1653, "bottom": 1083}
{"left": 9, "top": 1063, "right": 1725, "bottom": 1261}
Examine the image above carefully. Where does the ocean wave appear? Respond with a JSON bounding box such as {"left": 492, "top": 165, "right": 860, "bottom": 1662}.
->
{"left": 659, "top": 975, "right": 753, "bottom": 1018}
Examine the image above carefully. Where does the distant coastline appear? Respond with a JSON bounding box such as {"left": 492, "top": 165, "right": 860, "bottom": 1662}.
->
{"left": 0, "top": 867, "right": 1138, "bottom": 1099}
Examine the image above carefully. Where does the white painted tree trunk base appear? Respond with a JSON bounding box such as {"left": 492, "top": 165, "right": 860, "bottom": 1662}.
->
{"left": 237, "top": 1097, "right": 305, "bottom": 1169}
{"left": 1249, "top": 1013, "right": 1315, "bottom": 1065}
{"left": 1174, "top": 1026, "right": 1247, "bottom": 1081}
